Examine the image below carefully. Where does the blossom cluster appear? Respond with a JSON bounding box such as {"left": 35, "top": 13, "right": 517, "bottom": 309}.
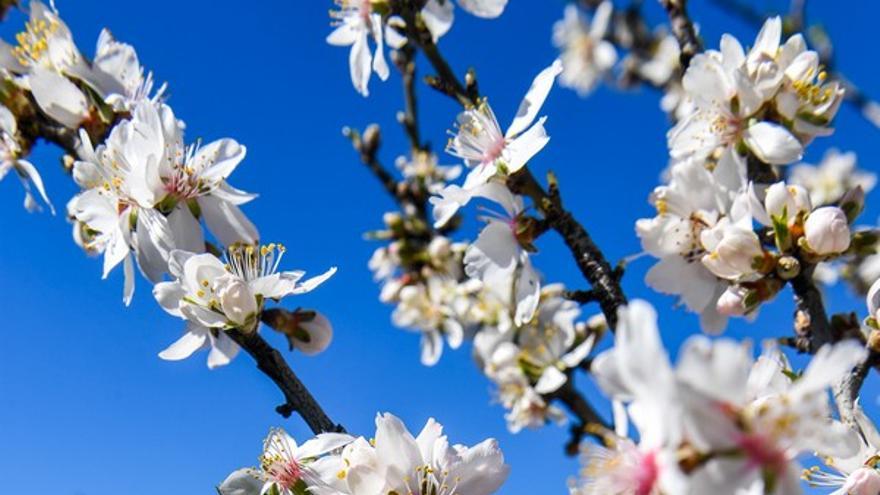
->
{"left": 570, "top": 298, "right": 877, "bottom": 495}
{"left": 219, "top": 413, "right": 509, "bottom": 495}
{"left": 637, "top": 17, "right": 878, "bottom": 332}
{"left": 0, "top": 1, "right": 336, "bottom": 368}
{"left": 359, "top": 52, "right": 610, "bottom": 432}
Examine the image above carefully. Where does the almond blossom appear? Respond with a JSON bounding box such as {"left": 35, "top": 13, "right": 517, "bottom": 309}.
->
{"left": 553, "top": 2, "right": 617, "bottom": 96}
{"left": 219, "top": 428, "right": 354, "bottom": 495}
{"left": 327, "top": 0, "right": 406, "bottom": 97}
{"left": 464, "top": 182, "right": 541, "bottom": 326}
{"left": 432, "top": 60, "right": 562, "bottom": 227}
{"left": 636, "top": 156, "right": 746, "bottom": 332}
{"left": 805, "top": 402, "right": 880, "bottom": 495}
{"left": 68, "top": 99, "right": 259, "bottom": 303}
{"left": 0, "top": 0, "right": 91, "bottom": 128}
{"left": 790, "top": 149, "right": 876, "bottom": 207}
{"left": 153, "top": 245, "right": 335, "bottom": 368}
{"left": 305, "top": 413, "right": 510, "bottom": 495}
{"left": 668, "top": 17, "right": 831, "bottom": 167}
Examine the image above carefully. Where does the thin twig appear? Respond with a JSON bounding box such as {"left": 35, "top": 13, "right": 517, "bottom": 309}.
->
{"left": 228, "top": 327, "right": 344, "bottom": 435}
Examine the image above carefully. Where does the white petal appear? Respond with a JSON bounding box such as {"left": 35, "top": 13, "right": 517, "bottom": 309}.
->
{"left": 743, "top": 121, "right": 803, "bottom": 165}
{"left": 349, "top": 31, "right": 372, "bottom": 97}
{"left": 506, "top": 60, "right": 562, "bottom": 138}
{"left": 207, "top": 331, "right": 240, "bottom": 369}
{"left": 534, "top": 366, "right": 567, "bottom": 394}
{"left": 504, "top": 118, "right": 550, "bottom": 173}
{"left": 29, "top": 66, "right": 89, "bottom": 128}
{"left": 199, "top": 195, "right": 259, "bottom": 247}
{"left": 457, "top": 0, "right": 508, "bottom": 18}
{"left": 159, "top": 324, "right": 209, "bottom": 361}
{"left": 167, "top": 205, "right": 205, "bottom": 254}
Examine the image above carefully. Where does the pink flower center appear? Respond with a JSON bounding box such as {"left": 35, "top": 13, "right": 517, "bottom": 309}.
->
{"left": 482, "top": 137, "right": 507, "bottom": 164}
{"left": 736, "top": 432, "right": 788, "bottom": 475}
{"left": 267, "top": 458, "right": 303, "bottom": 489}
{"left": 634, "top": 450, "right": 660, "bottom": 495}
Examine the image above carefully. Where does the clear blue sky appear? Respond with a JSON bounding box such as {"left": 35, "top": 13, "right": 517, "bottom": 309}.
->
{"left": 0, "top": 1, "right": 878, "bottom": 493}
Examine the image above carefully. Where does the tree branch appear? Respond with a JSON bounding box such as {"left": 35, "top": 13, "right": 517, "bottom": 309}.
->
{"left": 789, "top": 265, "right": 834, "bottom": 353}
{"left": 227, "top": 327, "right": 344, "bottom": 435}
{"left": 834, "top": 349, "right": 880, "bottom": 427}
{"left": 658, "top": 0, "right": 702, "bottom": 69}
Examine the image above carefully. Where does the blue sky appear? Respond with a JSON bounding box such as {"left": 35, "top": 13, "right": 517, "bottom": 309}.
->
{"left": 0, "top": 1, "right": 878, "bottom": 493}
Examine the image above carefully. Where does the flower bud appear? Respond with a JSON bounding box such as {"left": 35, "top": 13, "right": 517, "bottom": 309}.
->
{"left": 775, "top": 255, "right": 801, "bottom": 280}
{"left": 383, "top": 211, "right": 403, "bottom": 228}
{"left": 701, "top": 224, "right": 766, "bottom": 281}
{"left": 219, "top": 279, "right": 258, "bottom": 328}
{"left": 764, "top": 182, "right": 811, "bottom": 224}
{"left": 428, "top": 236, "right": 452, "bottom": 260}
{"left": 804, "top": 206, "right": 851, "bottom": 255}
{"left": 717, "top": 287, "right": 749, "bottom": 316}
{"left": 841, "top": 467, "right": 880, "bottom": 495}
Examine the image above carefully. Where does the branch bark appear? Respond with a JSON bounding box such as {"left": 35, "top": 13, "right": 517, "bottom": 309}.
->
{"left": 228, "top": 327, "right": 344, "bottom": 435}
{"left": 658, "top": 0, "right": 702, "bottom": 69}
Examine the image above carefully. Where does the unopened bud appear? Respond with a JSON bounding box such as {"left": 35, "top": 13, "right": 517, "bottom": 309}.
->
{"left": 363, "top": 124, "right": 381, "bottom": 153}
{"left": 804, "top": 206, "right": 851, "bottom": 255}
{"left": 383, "top": 211, "right": 403, "bottom": 228}
{"left": 717, "top": 286, "right": 749, "bottom": 316}
{"left": 775, "top": 255, "right": 801, "bottom": 280}
{"left": 840, "top": 467, "right": 880, "bottom": 495}
{"left": 428, "top": 236, "right": 452, "bottom": 260}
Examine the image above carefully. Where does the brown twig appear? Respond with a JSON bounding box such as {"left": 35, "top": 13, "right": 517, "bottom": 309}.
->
{"left": 658, "top": 0, "right": 702, "bottom": 69}
{"left": 228, "top": 327, "right": 344, "bottom": 435}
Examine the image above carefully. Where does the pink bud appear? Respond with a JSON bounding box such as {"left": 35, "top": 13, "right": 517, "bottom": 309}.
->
{"left": 717, "top": 287, "right": 748, "bottom": 316}
{"left": 842, "top": 467, "right": 880, "bottom": 495}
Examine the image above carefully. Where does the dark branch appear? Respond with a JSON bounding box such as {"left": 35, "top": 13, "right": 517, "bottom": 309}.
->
{"left": 508, "top": 168, "right": 627, "bottom": 328}
{"left": 658, "top": 0, "right": 702, "bottom": 69}
{"left": 789, "top": 265, "right": 834, "bottom": 353}
{"left": 834, "top": 349, "right": 880, "bottom": 427}
{"left": 228, "top": 327, "right": 344, "bottom": 435}
{"left": 548, "top": 377, "right": 610, "bottom": 456}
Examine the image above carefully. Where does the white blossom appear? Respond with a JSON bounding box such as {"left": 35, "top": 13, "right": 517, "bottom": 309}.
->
{"left": 790, "top": 149, "right": 876, "bottom": 206}
{"left": 553, "top": 3, "right": 617, "bottom": 96}
{"left": 153, "top": 245, "right": 335, "bottom": 368}
{"left": 432, "top": 60, "right": 562, "bottom": 227}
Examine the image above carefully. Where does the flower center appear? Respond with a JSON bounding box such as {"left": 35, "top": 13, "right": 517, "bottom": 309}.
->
{"left": 263, "top": 455, "right": 303, "bottom": 489}
{"left": 225, "top": 242, "right": 286, "bottom": 282}
{"left": 12, "top": 17, "right": 59, "bottom": 67}
{"left": 736, "top": 432, "right": 788, "bottom": 474}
